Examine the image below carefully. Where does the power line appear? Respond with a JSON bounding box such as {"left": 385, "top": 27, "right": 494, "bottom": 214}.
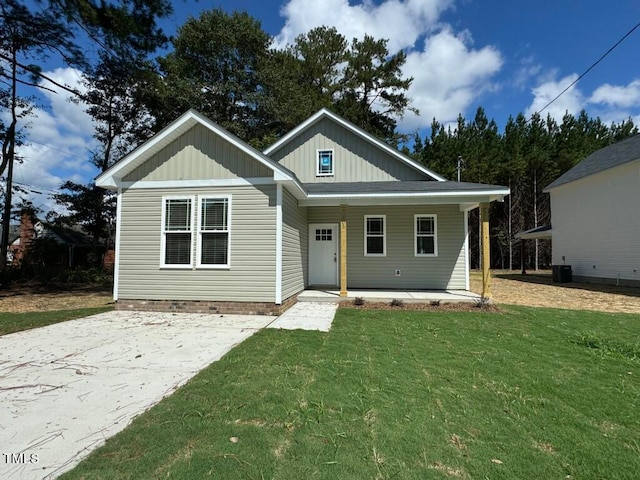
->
{"left": 535, "top": 20, "right": 640, "bottom": 116}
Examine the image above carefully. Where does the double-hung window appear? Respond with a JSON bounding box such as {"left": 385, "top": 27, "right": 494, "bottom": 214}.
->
{"left": 197, "top": 197, "right": 230, "bottom": 268}
{"left": 162, "top": 197, "right": 193, "bottom": 267}
{"left": 415, "top": 214, "right": 437, "bottom": 256}
{"left": 364, "top": 215, "right": 386, "bottom": 256}
{"left": 317, "top": 149, "right": 334, "bottom": 176}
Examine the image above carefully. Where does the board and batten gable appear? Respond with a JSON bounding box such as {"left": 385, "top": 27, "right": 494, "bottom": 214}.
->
{"left": 118, "top": 185, "right": 277, "bottom": 302}
{"left": 123, "top": 123, "right": 272, "bottom": 183}
{"left": 268, "top": 117, "right": 428, "bottom": 183}
{"left": 308, "top": 205, "right": 466, "bottom": 289}
{"left": 282, "top": 188, "right": 308, "bottom": 299}
{"left": 550, "top": 158, "right": 640, "bottom": 284}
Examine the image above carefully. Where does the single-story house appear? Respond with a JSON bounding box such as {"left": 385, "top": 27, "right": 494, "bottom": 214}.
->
{"left": 542, "top": 134, "right": 640, "bottom": 286}
{"left": 9, "top": 212, "right": 99, "bottom": 269}
{"left": 96, "top": 109, "right": 509, "bottom": 314}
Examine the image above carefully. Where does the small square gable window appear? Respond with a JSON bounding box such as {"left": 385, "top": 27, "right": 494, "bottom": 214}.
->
{"left": 317, "top": 149, "right": 334, "bottom": 176}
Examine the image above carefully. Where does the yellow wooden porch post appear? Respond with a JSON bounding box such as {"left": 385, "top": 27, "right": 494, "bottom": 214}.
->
{"left": 480, "top": 202, "right": 491, "bottom": 299}
{"left": 340, "top": 204, "right": 348, "bottom": 297}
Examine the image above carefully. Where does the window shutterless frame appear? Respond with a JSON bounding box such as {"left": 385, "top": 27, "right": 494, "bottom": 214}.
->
{"left": 414, "top": 214, "right": 438, "bottom": 257}
{"left": 160, "top": 195, "right": 195, "bottom": 268}
{"left": 364, "top": 215, "right": 386, "bottom": 256}
{"left": 316, "top": 149, "right": 334, "bottom": 176}
{"left": 196, "top": 195, "right": 232, "bottom": 269}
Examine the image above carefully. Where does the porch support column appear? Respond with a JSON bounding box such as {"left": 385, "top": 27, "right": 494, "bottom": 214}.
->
{"left": 340, "top": 204, "right": 348, "bottom": 297}
{"left": 480, "top": 202, "right": 491, "bottom": 299}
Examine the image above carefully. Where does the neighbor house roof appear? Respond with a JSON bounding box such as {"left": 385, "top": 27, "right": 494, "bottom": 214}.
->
{"left": 263, "top": 108, "right": 446, "bottom": 182}
{"left": 515, "top": 225, "right": 553, "bottom": 240}
{"left": 95, "top": 109, "right": 303, "bottom": 193}
{"left": 545, "top": 134, "right": 640, "bottom": 191}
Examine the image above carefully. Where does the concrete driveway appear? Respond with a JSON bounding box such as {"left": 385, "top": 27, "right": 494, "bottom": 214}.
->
{"left": 0, "top": 311, "right": 274, "bottom": 480}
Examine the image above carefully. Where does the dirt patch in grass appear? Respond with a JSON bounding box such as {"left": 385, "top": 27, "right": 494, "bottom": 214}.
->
{"left": 470, "top": 270, "right": 640, "bottom": 314}
{"left": 0, "top": 283, "right": 113, "bottom": 313}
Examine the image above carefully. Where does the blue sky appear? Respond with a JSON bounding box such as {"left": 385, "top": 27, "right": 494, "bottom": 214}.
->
{"left": 6, "top": 0, "right": 640, "bottom": 213}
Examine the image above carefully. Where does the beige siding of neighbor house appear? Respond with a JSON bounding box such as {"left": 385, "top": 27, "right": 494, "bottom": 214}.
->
{"left": 118, "top": 185, "right": 276, "bottom": 302}
{"left": 550, "top": 159, "right": 640, "bottom": 284}
{"left": 123, "top": 124, "right": 272, "bottom": 182}
{"left": 269, "top": 117, "right": 428, "bottom": 183}
{"left": 308, "top": 205, "right": 466, "bottom": 289}
{"left": 282, "top": 188, "right": 308, "bottom": 300}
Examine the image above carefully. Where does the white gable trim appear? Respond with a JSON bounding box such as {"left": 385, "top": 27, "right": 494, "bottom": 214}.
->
{"left": 263, "top": 108, "right": 446, "bottom": 182}
{"left": 96, "top": 110, "right": 297, "bottom": 190}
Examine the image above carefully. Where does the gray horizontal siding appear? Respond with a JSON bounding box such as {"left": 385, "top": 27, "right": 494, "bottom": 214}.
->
{"left": 308, "top": 205, "right": 466, "bottom": 289}
{"left": 281, "top": 188, "right": 308, "bottom": 300}
{"left": 124, "top": 124, "right": 272, "bottom": 182}
{"left": 118, "top": 185, "right": 276, "bottom": 302}
{"left": 270, "top": 117, "right": 427, "bottom": 183}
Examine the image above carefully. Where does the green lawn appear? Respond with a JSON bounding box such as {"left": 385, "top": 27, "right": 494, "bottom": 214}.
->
{"left": 62, "top": 306, "right": 639, "bottom": 479}
{"left": 0, "top": 306, "right": 113, "bottom": 336}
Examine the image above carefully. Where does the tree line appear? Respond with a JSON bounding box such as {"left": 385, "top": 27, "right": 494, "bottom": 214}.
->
{"left": 1, "top": 4, "right": 637, "bottom": 271}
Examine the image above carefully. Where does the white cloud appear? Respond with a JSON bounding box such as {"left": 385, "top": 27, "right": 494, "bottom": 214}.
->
{"left": 589, "top": 80, "right": 640, "bottom": 109}
{"left": 525, "top": 74, "right": 583, "bottom": 121}
{"left": 400, "top": 28, "right": 503, "bottom": 129}
{"left": 274, "top": 0, "right": 455, "bottom": 52}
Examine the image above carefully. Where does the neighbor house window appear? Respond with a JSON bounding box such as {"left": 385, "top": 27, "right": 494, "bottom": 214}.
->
{"left": 317, "top": 149, "right": 334, "bottom": 176}
{"left": 197, "top": 197, "right": 231, "bottom": 267}
{"left": 364, "top": 215, "right": 386, "bottom": 256}
{"left": 162, "top": 197, "right": 193, "bottom": 266}
{"left": 415, "top": 214, "right": 437, "bottom": 257}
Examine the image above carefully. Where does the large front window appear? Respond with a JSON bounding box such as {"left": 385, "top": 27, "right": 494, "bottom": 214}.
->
{"left": 198, "top": 197, "right": 230, "bottom": 267}
{"left": 162, "top": 197, "right": 193, "bottom": 266}
{"left": 364, "top": 215, "right": 386, "bottom": 256}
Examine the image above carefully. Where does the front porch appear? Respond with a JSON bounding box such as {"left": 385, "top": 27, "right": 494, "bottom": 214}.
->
{"left": 297, "top": 289, "right": 482, "bottom": 303}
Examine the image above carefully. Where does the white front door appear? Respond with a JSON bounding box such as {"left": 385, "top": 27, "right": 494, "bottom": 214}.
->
{"left": 309, "top": 224, "right": 338, "bottom": 286}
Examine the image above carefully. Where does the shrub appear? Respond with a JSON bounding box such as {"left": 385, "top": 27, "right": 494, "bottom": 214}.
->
{"left": 390, "top": 298, "right": 404, "bottom": 307}
{"left": 353, "top": 297, "right": 365, "bottom": 306}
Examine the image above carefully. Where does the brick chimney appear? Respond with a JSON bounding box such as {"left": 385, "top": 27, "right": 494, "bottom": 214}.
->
{"left": 14, "top": 211, "right": 36, "bottom": 264}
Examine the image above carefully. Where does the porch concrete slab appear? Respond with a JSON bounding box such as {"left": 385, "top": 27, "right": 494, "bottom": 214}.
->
{"left": 0, "top": 311, "right": 274, "bottom": 480}
{"left": 297, "top": 289, "right": 481, "bottom": 303}
{"left": 267, "top": 302, "right": 338, "bottom": 332}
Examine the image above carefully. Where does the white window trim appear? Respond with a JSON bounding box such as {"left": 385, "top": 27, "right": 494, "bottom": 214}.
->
{"left": 196, "top": 195, "right": 232, "bottom": 269}
{"left": 316, "top": 148, "right": 334, "bottom": 177}
{"left": 364, "top": 214, "right": 386, "bottom": 257}
{"left": 160, "top": 195, "right": 195, "bottom": 269}
{"left": 414, "top": 214, "right": 438, "bottom": 257}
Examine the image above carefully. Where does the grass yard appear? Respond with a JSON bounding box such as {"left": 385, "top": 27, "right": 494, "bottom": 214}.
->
{"left": 0, "top": 306, "right": 113, "bottom": 336}
{"left": 62, "top": 306, "right": 640, "bottom": 479}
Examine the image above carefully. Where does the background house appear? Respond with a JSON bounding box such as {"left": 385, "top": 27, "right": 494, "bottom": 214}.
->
{"left": 543, "top": 134, "right": 640, "bottom": 286}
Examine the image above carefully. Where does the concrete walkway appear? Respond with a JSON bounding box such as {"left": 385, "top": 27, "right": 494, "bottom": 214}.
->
{"left": 0, "top": 311, "right": 274, "bottom": 480}
{"left": 267, "top": 302, "right": 338, "bottom": 332}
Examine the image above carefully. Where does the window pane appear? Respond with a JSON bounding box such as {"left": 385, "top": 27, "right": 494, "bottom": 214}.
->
{"left": 201, "top": 198, "right": 227, "bottom": 231}
{"left": 417, "top": 217, "right": 434, "bottom": 235}
{"left": 201, "top": 232, "right": 228, "bottom": 265}
{"left": 416, "top": 236, "right": 435, "bottom": 255}
{"left": 367, "top": 217, "right": 384, "bottom": 235}
{"left": 165, "top": 233, "right": 191, "bottom": 264}
{"left": 367, "top": 236, "right": 384, "bottom": 255}
{"left": 318, "top": 150, "right": 333, "bottom": 174}
{"left": 165, "top": 199, "right": 191, "bottom": 230}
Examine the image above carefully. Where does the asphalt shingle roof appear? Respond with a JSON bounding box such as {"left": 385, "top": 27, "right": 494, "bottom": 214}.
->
{"left": 303, "top": 181, "right": 508, "bottom": 195}
{"left": 545, "top": 134, "right": 640, "bottom": 190}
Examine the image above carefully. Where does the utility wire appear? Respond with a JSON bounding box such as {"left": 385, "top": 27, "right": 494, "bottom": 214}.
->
{"left": 535, "top": 20, "right": 640, "bottom": 116}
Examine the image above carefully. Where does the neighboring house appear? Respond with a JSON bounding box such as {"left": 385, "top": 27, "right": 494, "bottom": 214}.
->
{"left": 9, "top": 212, "right": 99, "bottom": 269}
{"left": 542, "top": 134, "right": 640, "bottom": 286}
{"left": 96, "top": 109, "right": 509, "bottom": 314}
